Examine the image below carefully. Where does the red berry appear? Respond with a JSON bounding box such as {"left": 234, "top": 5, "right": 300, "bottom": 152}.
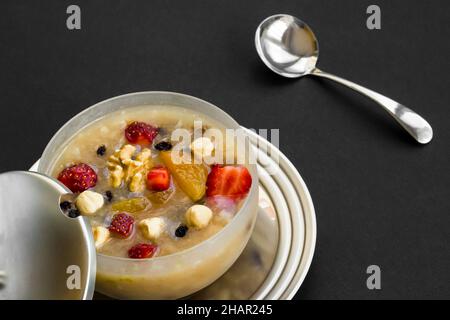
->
{"left": 109, "top": 213, "right": 134, "bottom": 238}
{"left": 147, "top": 166, "right": 170, "bottom": 191}
{"left": 57, "top": 163, "right": 97, "bottom": 193}
{"left": 125, "top": 121, "right": 158, "bottom": 145}
{"left": 128, "top": 243, "right": 158, "bottom": 259}
{"left": 206, "top": 165, "right": 252, "bottom": 198}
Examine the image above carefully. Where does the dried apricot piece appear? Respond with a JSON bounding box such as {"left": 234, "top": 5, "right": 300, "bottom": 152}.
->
{"left": 160, "top": 151, "right": 207, "bottom": 201}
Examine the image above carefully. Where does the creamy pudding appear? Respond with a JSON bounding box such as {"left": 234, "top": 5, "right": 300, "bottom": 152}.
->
{"left": 43, "top": 98, "right": 258, "bottom": 299}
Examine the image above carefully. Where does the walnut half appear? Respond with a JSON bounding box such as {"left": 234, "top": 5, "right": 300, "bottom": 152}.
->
{"left": 107, "top": 144, "right": 152, "bottom": 192}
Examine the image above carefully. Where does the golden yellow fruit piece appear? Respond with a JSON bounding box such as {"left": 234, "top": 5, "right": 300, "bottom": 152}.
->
{"left": 111, "top": 197, "right": 149, "bottom": 213}
{"left": 147, "top": 188, "right": 174, "bottom": 204}
{"left": 160, "top": 151, "right": 207, "bottom": 201}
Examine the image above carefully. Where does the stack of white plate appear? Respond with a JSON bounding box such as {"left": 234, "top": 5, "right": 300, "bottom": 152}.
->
{"left": 191, "top": 129, "right": 316, "bottom": 299}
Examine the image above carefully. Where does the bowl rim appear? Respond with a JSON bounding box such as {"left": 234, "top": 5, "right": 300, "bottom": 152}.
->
{"left": 39, "top": 91, "right": 259, "bottom": 263}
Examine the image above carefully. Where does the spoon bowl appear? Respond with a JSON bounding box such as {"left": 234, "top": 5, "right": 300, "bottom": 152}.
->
{"left": 256, "top": 14, "right": 319, "bottom": 77}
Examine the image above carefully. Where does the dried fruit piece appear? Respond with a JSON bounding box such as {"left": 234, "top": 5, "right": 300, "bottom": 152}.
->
{"left": 175, "top": 225, "right": 188, "bottom": 238}
{"left": 105, "top": 191, "right": 113, "bottom": 202}
{"left": 68, "top": 209, "right": 80, "bottom": 218}
{"left": 111, "top": 198, "right": 149, "bottom": 213}
{"left": 160, "top": 151, "right": 207, "bottom": 201}
{"left": 206, "top": 165, "right": 252, "bottom": 198}
{"left": 67, "top": 209, "right": 80, "bottom": 218}
{"left": 146, "top": 187, "right": 174, "bottom": 204}
{"left": 59, "top": 201, "right": 72, "bottom": 211}
{"left": 96, "top": 145, "right": 106, "bottom": 156}
{"left": 154, "top": 141, "right": 172, "bottom": 151}
{"left": 57, "top": 163, "right": 97, "bottom": 193}
{"left": 125, "top": 121, "right": 158, "bottom": 145}
{"left": 128, "top": 243, "right": 158, "bottom": 259}
{"left": 146, "top": 167, "right": 171, "bottom": 191}
{"left": 109, "top": 213, "right": 134, "bottom": 238}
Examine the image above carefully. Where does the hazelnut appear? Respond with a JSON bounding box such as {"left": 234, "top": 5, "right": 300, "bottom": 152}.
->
{"left": 190, "top": 137, "right": 214, "bottom": 159}
{"left": 185, "top": 205, "right": 213, "bottom": 229}
{"left": 75, "top": 190, "right": 104, "bottom": 215}
{"left": 92, "top": 226, "right": 110, "bottom": 249}
{"left": 139, "top": 217, "right": 165, "bottom": 241}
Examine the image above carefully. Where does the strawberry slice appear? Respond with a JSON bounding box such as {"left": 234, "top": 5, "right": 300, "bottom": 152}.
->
{"left": 125, "top": 121, "right": 158, "bottom": 145}
{"left": 128, "top": 243, "right": 158, "bottom": 259}
{"left": 109, "top": 213, "right": 134, "bottom": 238}
{"left": 206, "top": 165, "right": 252, "bottom": 198}
{"left": 57, "top": 163, "right": 97, "bottom": 193}
{"left": 146, "top": 166, "right": 170, "bottom": 191}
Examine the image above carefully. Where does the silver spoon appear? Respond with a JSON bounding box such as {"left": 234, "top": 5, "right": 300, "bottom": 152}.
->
{"left": 255, "top": 14, "right": 433, "bottom": 144}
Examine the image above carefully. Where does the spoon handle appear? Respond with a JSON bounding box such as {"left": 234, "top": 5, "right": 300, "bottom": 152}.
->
{"left": 311, "top": 68, "right": 433, "bottom": 144}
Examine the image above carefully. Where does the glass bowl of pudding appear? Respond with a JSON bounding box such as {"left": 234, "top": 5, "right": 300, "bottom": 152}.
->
{"left": 38, "top": 92, "right": 259, "bottom": 299}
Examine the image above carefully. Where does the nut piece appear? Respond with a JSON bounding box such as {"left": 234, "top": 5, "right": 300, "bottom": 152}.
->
{"left": 107, "top": 145, "right": 153, "bottom": 191}
{"left": 139, "top": 217, "right": 165, "bottom": 241}
{"left": 92, "top": 226, "right": 110, "bottom": 249}
{"left": 136, "top": 148, "right": 152, "bottom": 167}
{"left": 129, "top": 172, "right": 144, "bottom": 192}
{"left": 190, "top": 137, "right": 215, "bottom": 159}
{"left": 119, "top": 144, "right": 136, "bottom": 162}
{"left": 110, "top": 165, "right": 124, "bottom": 188}
{"left": 123, "top": 159, "right": 143, "bottom": 183}
{"left": 75, "top": 190, "right": 104, "bottom": 215}
{"left": 185, "top": 205, "right": 213, "bottom": 229}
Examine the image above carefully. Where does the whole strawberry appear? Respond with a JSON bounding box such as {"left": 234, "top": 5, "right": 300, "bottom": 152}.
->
{"left": 125, "top": 121, "right": 158, "bottom": 145}
{"left": 109, "top": 213, "right": 134, "bottom": 238}
{"left": 128, "top": 243, "right": 158, "bottom": 259}
{"left": 58, "top": 163, "right": 97, "bottom": 193}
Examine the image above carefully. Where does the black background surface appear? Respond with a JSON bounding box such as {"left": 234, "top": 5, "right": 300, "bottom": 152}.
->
{"left": 0, "top": 1, "right": 449, "bottom": 299}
